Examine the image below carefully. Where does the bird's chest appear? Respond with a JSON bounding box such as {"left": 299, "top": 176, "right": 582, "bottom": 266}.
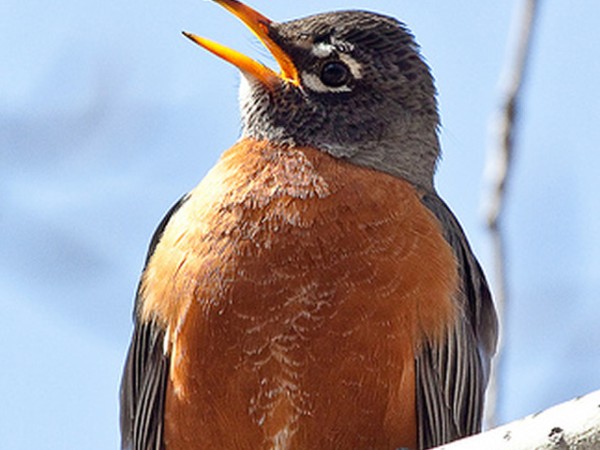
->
{"left": 140, "top": 140, "right": 457, "bottom": 449}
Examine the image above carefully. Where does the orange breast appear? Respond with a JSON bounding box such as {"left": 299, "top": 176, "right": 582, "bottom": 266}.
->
{"left": 140, "top": 138, "right": 458, "bottom": 450}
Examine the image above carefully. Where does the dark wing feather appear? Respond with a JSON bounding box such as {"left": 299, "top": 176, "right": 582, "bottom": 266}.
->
{"left": 120, "top": 195, "right": 189, "bottom": 450}
{"left": 417, "top": 193, "right": 498, "bottom": 449}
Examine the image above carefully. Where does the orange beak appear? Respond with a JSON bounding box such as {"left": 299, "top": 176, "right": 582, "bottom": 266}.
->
{"left": 183, "top": 0, "right": 299, "bottom": 87}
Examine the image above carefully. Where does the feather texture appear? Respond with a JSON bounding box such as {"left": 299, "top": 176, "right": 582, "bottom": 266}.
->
{"left": 120, "top": 197, "right": 188, "bottom": 450}
{"left": 416, "top": 194, "right": 498, "bottom": 448}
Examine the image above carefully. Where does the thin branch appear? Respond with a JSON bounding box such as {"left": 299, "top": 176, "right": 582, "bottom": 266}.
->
{"left": 482, "top": 0, "right": 540, "bottom": 428}
{"left": 434, "top": 390, "right": 600, "bottom": 449}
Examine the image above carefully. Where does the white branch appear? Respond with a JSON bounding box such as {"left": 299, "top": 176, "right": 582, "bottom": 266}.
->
{"left": 433, "top": 390, "right": 600, "bottom": 449}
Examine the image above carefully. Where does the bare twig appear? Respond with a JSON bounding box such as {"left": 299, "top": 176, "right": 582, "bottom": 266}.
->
{"left": 482, "top": 0, "right": 540, "bottom": 428}
{"left": 434, "top": 390, "right": 600, "bottom": 450}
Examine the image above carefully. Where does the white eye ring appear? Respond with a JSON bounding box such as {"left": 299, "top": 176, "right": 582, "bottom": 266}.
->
{"left": 338, "top": 53, "right": 363, "bottom": 79}
{"left": 301, "top": 53, "right": 363, "bottom": 93}
{"left": 301, "top": 71, "right": 352, "bottom": 93}
{"left": 320, "top": 61, "right": 351, "bottom": 87}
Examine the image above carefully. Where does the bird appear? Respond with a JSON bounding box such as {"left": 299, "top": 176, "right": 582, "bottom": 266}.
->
{"left": 120, "top": 1, "right": 498, "bottom": 449}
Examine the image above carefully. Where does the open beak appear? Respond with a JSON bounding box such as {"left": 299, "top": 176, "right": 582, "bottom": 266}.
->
{"left": 183, "top": 0, "right": 299, "bottom": 87}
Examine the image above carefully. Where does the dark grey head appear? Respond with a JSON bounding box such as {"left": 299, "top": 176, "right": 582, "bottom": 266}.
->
{"left": 187, "top": 3, "right": 441, "bottom": 190}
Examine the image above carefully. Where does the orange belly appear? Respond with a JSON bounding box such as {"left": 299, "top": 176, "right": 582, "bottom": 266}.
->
{"left": 140, "top": 138, "right": 458, "bottom": 450}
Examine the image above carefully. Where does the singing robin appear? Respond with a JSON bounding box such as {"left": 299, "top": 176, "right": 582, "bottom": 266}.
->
{"left": 120, "top": 1, "right": 498, "bottom": 449}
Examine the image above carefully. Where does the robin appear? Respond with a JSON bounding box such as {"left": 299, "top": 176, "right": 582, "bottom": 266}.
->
{"left": 120, "top": 1, "right": 498, "bottom": 449}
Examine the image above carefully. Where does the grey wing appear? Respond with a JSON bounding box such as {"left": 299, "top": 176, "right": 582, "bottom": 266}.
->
{"left": 417, "top": 193, "right": 498, "bottom": 449}
{"left": 120, "top": 195, "right": 189, "bottom": 450}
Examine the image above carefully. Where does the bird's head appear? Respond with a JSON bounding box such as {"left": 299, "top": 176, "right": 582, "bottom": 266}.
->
{"left": 185, "top": 0, "right": 441, "bottom": 189}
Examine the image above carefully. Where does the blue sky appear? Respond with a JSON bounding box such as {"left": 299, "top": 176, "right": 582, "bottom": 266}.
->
{"left": 2, "top": 1, "right": 599, "bottom": 448}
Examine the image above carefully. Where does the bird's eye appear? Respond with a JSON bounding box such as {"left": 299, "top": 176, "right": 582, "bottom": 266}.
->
{"left": 320, "top": 61, "right": 351, "bottom": 88}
